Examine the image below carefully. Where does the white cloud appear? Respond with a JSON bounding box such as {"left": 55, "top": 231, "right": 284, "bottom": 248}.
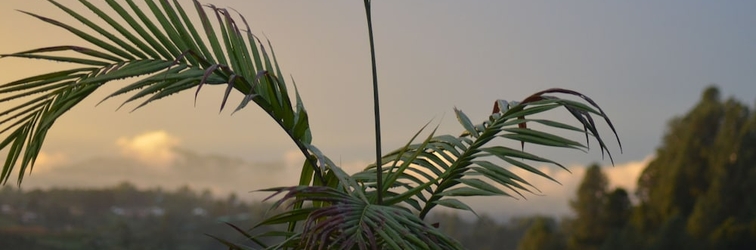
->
{"left": 283, "top": 150, "right": 305, "bottom": 170}
{"left": 604, "top": 155, "right": 654, "bottom": 192}
{"left": 30, "top": 151, "right": 69, "bottom": 173}
{"left": 503, "top": 155, "right": 653, "bottom": 202}
{"left": 116, "top": 130, "right": 180, "bottom": 170}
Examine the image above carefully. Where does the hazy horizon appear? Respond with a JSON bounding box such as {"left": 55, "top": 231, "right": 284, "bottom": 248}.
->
{"left": 16, "top": 129, "right": 649, "bottom": 222}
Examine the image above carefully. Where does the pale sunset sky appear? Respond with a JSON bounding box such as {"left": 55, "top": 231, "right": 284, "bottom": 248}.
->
{"left": 1, "top": 1, "right": 755, "bottom": 221}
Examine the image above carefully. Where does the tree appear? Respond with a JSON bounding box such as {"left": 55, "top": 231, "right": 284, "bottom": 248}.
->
{"left": 599, "top": 188, "right": 632, "bottom": 250}
{"left": 630, "top": 86, "right": 756, "bottom": 249}
{"left": 0, "top": 1, "right": 620, "bottom": 249}
{"left": 685, "top": 97, "right": 756, "bottom": 249}
{"left": 566, "top": 164, "right": 609, "bottom": 250}
{"left": 636, "top": 86, "right": 723, "bottom": 225}
{"left": 602, "top": 188, "right": 631, "bottom": 230}
{"left": 565, "top": 165, "right": 632, "bottom": 250}
{"left": 517, "top": 216, "right": 564, "bottom": 250}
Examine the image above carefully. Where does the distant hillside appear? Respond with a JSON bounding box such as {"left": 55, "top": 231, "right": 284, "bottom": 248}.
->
{"left": 20, "top": 148, "right": 293, "bottom": 201}
{"left": 0, "top": 183, "right": 278, "bottom": 250}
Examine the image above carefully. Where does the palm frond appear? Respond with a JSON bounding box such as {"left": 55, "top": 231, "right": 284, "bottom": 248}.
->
{"left": 250, "top": 184, "right": 463, "bottom": 250}
{"left": 0, "top": 0, "right": 319, "bottom": 185}
{"left": 227, "top": 148, "right": 463, "bottom": 249}
{"left": 355, "top": 89, "right": 621, "bottom": 219}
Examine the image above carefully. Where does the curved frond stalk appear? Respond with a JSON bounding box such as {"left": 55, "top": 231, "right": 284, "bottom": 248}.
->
{"left": 363, "top": 0, "right": 384, "bottom": 205}
{"left": 0, "top": 0, "right": 323, "bottom": 185}
{"left": 356, "top": 89, "right": 621, "bottom": 219}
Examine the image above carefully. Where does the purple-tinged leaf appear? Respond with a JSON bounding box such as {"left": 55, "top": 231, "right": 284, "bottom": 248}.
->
{"left": 194, "top": 64, "right": 219, "bottom": 105}
{"left": 219, "top": 74, "right": 238, "bottom": 113}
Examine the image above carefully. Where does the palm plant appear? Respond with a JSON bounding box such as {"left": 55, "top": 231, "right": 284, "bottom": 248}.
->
{"left": 0, "top": 0, "right": 620, "bottom": 249}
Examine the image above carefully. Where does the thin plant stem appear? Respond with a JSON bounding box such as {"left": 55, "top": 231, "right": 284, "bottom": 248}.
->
{"left": 363, "top": 0, "right": 382, "bottom": 205}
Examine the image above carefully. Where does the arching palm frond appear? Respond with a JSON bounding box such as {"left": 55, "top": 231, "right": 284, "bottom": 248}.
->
{"left": 247, "top": 156, "right": 463, "bottom": 250}
{"left": 0, "top": 0, "right": 319, "bottom": 185}
{"left": 354, "top": 88, "right": 622, "bottom": 219}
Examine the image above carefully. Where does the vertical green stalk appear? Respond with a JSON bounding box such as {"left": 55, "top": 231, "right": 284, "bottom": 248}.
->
{"left": 363, "top": 0, "right": 383, "bottom": 204}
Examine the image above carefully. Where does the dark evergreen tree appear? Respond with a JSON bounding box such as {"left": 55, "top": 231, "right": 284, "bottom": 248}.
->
{"left": 566, "top": 164, "right": 609, "bottom": 250}
{"left": 636, "top": 86, "right": 724, "bottom": 225}
{"left": 597, "top": 188, "right": 632, "bottom": 250}
{"left": 686, "top": 98, "right": 756, "bottom": 249}
{"left": 602, "top": 188, "right": 631, "bottom": 230}
{"left": 631, "top": 86, "right": 756, "bottom": 249}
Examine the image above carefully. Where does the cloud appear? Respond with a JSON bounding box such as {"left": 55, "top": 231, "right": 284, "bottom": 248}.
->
{"left": 604, "top": 155, "right": 654, "bottom": 192}
{"left": 503, "top": 155, "right": 653, "bottom": 203}
{"left": 116, "top": 130, "right": 180, "bottom": 170}
{"left": 29, "top": 151, "right": 69, "bottom": 173}
{"left": 283, "top": 149, "right": 305, "bottom": 168}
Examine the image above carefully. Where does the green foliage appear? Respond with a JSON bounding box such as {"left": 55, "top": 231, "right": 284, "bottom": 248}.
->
{"left": 0, "top": 1, "right": 621, "bottom": 249}
{"left": 517, "top": 216, "right": 564, "bottom": 250}
{"left": 352, "top": 90, "right": 620, "bottom": 222}
{"left": 565, "top": 164, "right": 607, "bottom": 250}
{"left": 0, "top": 0, "right": 317, "bottom": 186}
{"left": 636, "top": 87, "right": 724, "bottom": 222}
{"left": 629, "top": 86, "right": 756, "bottom": 249}
{"left": 556, "top": 163, "right": 637, "bottom": 250}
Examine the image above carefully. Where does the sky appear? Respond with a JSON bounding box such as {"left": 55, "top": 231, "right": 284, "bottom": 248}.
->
{"left": 1, "top": 1, "right": 755, "bottom": 221}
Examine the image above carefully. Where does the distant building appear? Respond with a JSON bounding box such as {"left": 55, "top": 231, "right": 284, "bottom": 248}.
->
{"left": 110, "top": 206, "right": 165, "bottom": 218}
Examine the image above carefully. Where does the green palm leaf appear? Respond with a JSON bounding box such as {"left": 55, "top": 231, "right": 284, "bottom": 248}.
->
{"left": 250, "top": 185, "right": 463, "bottom": 250}
{"left": 0, "top": 0, "right": 321, "bottom": 185}
{"left": 355, "top": 89, "right": 621, "bottom": 219}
